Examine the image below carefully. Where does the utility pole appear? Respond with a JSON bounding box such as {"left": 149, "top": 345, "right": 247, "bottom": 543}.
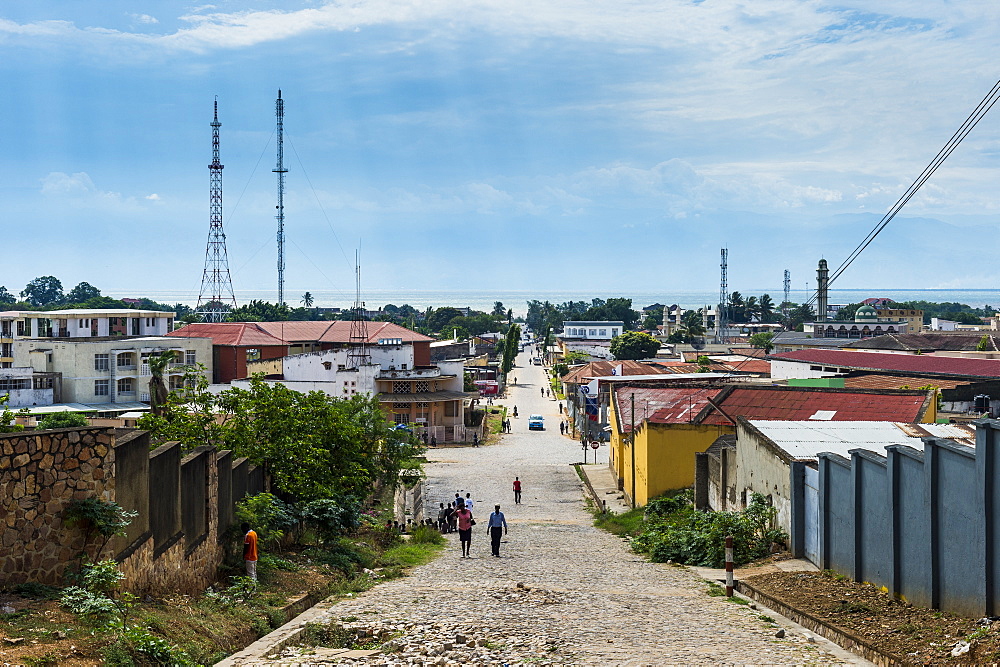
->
{"left": 630, "top": 393, "right": 636, "bottom": 508}
{"left": 196, "top": 98, "right": 237, "bottom": 322}
{"left": 783, "top": 269, "right": 790, "bottom": 321}
{"left": 273, "top": 90, "right": 288, "bottom": 305}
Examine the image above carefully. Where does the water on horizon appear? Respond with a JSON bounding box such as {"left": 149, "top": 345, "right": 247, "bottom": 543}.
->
{"left": 105, "top": 288, "right": 1000, "bottom": 317}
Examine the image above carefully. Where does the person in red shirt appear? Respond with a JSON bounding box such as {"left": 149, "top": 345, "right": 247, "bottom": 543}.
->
{"left": 455, "top": 504, "right": 474, "bottom": 557}
{"left": 513, "top": 477, "right": 522, "bottom": 504}
{"left": 241, "top": 522, "right": 259, "bottom": 580}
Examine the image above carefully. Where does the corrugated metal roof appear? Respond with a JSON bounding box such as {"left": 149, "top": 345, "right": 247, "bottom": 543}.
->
{"left": 771, "top": 349, "right": 1000, "bottom": 378}
{"left": 615, "top": 386, "right": 725, "bottom": 428}
{"left": 843, "top": 333, "right": 1000, "bottom": 352}
{"left": 167, "top": 323, "right": 288, "bottom": 347}
{"left": 256, "top": 320, "right": 433, "bottom": 344}
{"left": 843, "top": 374, "right": 969, "bottom": 391}
{"left": 703, "top": 386, "right": 928, "bottom": 425}
{"left": 562, "top": 360, "right": 675, "bottom": 385}
{"left": 748, "top": 420, "right": 976, "bottom": 459}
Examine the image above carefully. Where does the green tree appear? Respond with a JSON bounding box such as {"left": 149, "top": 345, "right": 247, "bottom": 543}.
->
{"left": 977, "top": 335, "right": 991, "bottom": 352}
{"left": 609, "top": 331, "right": 660, "bottom": 360}
{"left": 744, "top": 296, "right": 760, "bottom": 323}
{"left": 500, "top": 324, "right": 521, "bottom": 376}
{"left": 301, "top": 292, "right": 314, "bottom": 308}
{"left": 0, "top": 286, "right": 16, "bottom": 305}
{"left": 835, "top": 303, "right": 862, "bottom": 321}
{"left": 425, "top": 307, "right": 464, "bottom": 332}
{"left": 492, "top": 301, "right": 506, "bottom": 318}
{"left": 563, "top": 350, "right": 589, "bottom": 365}
{"left": 38, "top": 412, "right": 90, "bottom": 429}
{"left": 728, "top": 291, "right": 745, "bottom": 323}
{"left": 66, "top": 281, "right": 102, "bottom": 303}
{"left": 227, "top": 300, "right": 290, "bottom": 322}
{"left": 759, "top": 294, "right": 776, "bottom": 323}
{"left": 748, "top": 332, "right": 775, "bottom": 353}
{"left": 21, "top": 276, "right": 64, "bottom": 307}
{"left": 788, "top": 303, "right": 816, "bottom": 332}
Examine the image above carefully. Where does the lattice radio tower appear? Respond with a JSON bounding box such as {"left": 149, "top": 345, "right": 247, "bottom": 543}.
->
{"left": 782, "top": 269, "right": 791, "bottom": 321}
{"left": 717, "top": 248, "right": 729, "bottom": 344}
{"left": 273, "top": 90, "right": 288, "bottom": 305}
{"left": 346, "top": 252, "right": 371, "bottom": 369}
{"left": 196, "top": 98, "right": 237, "bottom": 322}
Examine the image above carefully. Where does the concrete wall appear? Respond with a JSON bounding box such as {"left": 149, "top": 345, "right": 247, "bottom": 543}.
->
{"left": 815, "top": 420, "right": 1000, "bottom": 617}
{"left": 631, "top": 422, "right": 723, "bottom": 506}
{"left": 734, "top": 421, "right": 797, "bottom": 535}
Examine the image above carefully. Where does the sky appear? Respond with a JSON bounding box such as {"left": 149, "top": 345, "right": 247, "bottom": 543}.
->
{"left": 2, "top": 1, "right": 1000, "bottom": 305}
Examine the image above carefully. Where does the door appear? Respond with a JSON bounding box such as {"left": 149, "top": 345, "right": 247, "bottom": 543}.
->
{"left": 803, "top": 466, "right": 820, "bottom": 566}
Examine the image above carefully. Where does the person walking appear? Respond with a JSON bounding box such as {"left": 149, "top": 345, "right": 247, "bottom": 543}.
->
{"left": 437, "top": 502, "right": 448, "bottom": 533}
{"left": 464, "top": 493, "right": 474, "bottom": 512}
{"left": 559, "top": 422, "right": 565, "bottom": 435}
{"left": 241, "top": 522, "right": 259, "bottom": 581}
{"left": 472, "top": 433, "right": 479, "bottom": 447}
{"left": 513, "top": 477, "right": 522, "bottom": 504}
{"left": 443, "top": 502, "right": 455, "bottom": 533}
{"left": 455, "top": 503, "right": 474, "bottom": 558}
{"left": 485, "top": 505, "right": 508, "bottom": 557}
{"left": 448, "top": 503, "right": 458, "bottom": 533}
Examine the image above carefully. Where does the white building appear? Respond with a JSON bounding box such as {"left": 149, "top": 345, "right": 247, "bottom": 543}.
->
{"left": 14, "top": 336, "right": 213, "bottom": 405}
{"left": 559, "top": 321, "right": 624, "bottom": 341}
{"left": 0, "top": 366, "right": 56, "bottom": 408}
{"left": 1, "top": 309, "right": 175, "bottom": 368}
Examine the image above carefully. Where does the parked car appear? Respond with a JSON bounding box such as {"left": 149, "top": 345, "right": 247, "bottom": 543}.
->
{"left": 528, "top": 414, "right": 544, "bottom": 430}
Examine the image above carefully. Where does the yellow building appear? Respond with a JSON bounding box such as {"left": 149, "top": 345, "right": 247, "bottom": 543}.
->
{"left": 607, "top": 384, "right": 937, "bottom": 507}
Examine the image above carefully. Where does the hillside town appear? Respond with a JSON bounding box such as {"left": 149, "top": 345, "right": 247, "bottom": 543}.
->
{"left": 5, "top": 266, "right": 1000, "bottom": 664}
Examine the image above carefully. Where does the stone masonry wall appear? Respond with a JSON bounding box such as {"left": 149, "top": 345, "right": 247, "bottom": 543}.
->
{"left": 0, "top": 428, "right": 116, "bottom": 585}
{"left": 1, "top": 428, "right": 256, "bottom": 595}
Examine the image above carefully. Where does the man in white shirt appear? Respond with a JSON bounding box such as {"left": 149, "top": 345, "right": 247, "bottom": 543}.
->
{"left": 464, "top": 493, "right": 474, "bottom": 511}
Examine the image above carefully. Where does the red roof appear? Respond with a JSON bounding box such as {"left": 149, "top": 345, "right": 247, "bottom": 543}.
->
{"left": 700, "top": 386, "right": 928, "bottom": 425}
{"left": 562, "top": 360, "right": 675, "bottom": 385}
{"left": 613, "top": 384, "right": 931, "bottom": 429}
{"left": 613, "top": 386, "right": 724, "bottom": 431}
{"left": 771, "top": 349, "right": 1000, "bottom": 379}
{"left": 255, "top": 320, "right": 433, "bottom": 344}
{"left": 167, "top": 323, "right": 289, "bottom": 347}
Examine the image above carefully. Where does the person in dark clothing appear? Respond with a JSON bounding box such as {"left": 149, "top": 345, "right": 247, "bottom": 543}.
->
{"left": 485, "top": 505, "right": 508, "bottom": 557}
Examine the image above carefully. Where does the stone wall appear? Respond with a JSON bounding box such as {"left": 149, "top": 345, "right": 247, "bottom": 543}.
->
{"left": 1, "top": 428, "right": 115, "bottom": 585}
{"left": 1, "top": 427, "right": 264, "bottom": 595}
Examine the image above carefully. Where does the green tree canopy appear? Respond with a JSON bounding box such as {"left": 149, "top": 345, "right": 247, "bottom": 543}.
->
{"left": 66, "top": 281, "right": 102, "bottom": 303}
{"left": 227, "top": 300, "right": 290, "bottom": 322}
{"left": 748, "top": 332, "right": 774, "bottom": 353}
{"left": 21, "top": 276, "right": 64, "bottom": 307}
{"left": 425, "top": 307, "right": 464, "bottom": 332}
{"left": 38, "top": 412, "right": 90, "bottom": 429}
{"left": 609, "top": 331, "right": 660, "bottom": 360}
{"left": 139, "top": 374, "right": 422, "bottom": 502}
{"left": 0, "top": 286, "right": 16, "bottom": 305}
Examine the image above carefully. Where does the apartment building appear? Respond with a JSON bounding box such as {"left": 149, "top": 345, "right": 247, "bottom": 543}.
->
{"left": 0, "top": 309, "right": 175, "bottom": 368}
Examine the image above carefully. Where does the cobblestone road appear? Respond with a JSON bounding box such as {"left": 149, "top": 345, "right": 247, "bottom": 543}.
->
{"left": 252, "top": 350, "right": 853, "bottom": 665}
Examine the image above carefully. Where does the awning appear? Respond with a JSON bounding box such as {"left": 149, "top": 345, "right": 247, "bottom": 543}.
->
{"left": 377, "top": 390, "right": 474, "bottom": 403}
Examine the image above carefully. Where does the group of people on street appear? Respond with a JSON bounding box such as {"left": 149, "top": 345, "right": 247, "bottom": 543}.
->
{"left": 434, "top": 479, "right": 522, "bottom": 557}
{"left": 501, "top": 418, "right": 512, "bottom": 433}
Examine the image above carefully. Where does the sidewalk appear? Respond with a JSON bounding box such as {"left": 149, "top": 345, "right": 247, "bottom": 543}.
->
{"left": 579, "top": 463, "right": 632, "bottom": 514}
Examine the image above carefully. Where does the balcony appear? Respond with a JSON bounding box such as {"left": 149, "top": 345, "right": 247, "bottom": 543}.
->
{"left": 377, "top": 366, "right": 446, "bottom": 380}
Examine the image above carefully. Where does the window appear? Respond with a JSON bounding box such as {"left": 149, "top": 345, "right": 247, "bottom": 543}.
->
{"left": 589, "top": 329, "right": 596, "bottom": 336}
{"left": 393, "top": 381, "right": 409, "bottom": 394}
{"left": 810, "top": 365, "right": 822, "bottom": 371}
{"left": 117, "top": 378, "right": 134, "bottom": 394}
{"left": 94, "top": 354, "right": 109, "bottom": 371}
{"left": 394, "top": 413, "right": 410, "bottom": 424}
{"left": 131, "top": 318, "right": 140, "bottom": 336}
{"left": 94, "top": 380, "right": 109, "bottom": 396}
{"left": 16, "top": 320, "right": 25, "bottom": 336}
{"left": 414, "top": 381, "right": 430, "bottom": 393}
{"left": 185, "top": 350, "right": 196, "bottom": 365}
{"left": 612, "top": 328, "right": 619, "bottom": 336}
{"left": 166, "top": 318, "right": 173, "bottom": 331}
{"left": 117, "top": 353, "right": 135, "bottom": 368}
{"left": 1, "top": 343, "right": 11, "bottom": 358}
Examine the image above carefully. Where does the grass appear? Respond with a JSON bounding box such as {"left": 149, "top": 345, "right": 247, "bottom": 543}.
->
{"left": 593, "top": 506, "right": 645, "bottom": 538}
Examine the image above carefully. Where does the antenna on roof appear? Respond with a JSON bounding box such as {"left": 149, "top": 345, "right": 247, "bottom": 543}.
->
{"left": 346, "top": 251, "right": 370, "bottom": 369}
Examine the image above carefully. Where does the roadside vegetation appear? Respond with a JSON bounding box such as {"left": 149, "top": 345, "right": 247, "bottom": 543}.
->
{"left": 593, "top": 490, "right": 786, "bottom": 569}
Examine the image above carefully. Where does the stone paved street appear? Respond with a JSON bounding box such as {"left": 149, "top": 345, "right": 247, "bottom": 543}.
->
{"left": 247, "top": 349, "right": 857, "bottom": 666}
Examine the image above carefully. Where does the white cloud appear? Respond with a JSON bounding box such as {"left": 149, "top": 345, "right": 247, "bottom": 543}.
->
{"left": 40, "top": 172, "right": 96, "bottom": 196}
{"left": 129, "top": 13, "right": 159, "bottom": 25}
{"left": 145, "top": 193, "right": 161, "bottom": 201}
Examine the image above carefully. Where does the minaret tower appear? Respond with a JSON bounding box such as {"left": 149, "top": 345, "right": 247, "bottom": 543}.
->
{"left": 196, "top": 98, "right": 237, "bottom": 322}
{"left": 273, "top": 90, "right": 288, "bottom": 305}
{"left": 817, "top": 259, "right": 829, "bottom": 322}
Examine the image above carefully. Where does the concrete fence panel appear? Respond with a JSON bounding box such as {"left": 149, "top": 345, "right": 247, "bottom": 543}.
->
{"left": 148, "top": 442, "right": 182, "bottom": 556}
{"left": 819, "top": 453, "right": 854, "bottom": 578}
{"left": 181, "top": 447, "right": 210, "bottom": 550}
{"left": 217, "top": 450, "right": 233, "bottom": 538}
{"left": 112, "top": 430, "right": 151, "bottom": 550}
{"left": 887, "top": 445, "right": 932, "bottom": 609}
{"left": 853, "top": 450, "right": 891, "bottom": 591}
{"left": 232, "top": 457, "right": 249, "bottom": 505}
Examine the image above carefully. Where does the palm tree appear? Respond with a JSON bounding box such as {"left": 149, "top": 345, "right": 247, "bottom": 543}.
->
{"left": 301, "top": 292, "right": 314, "bottom": 308}
{"left": 745, "top": 296, "right": 761, "bottom": 323}
{"left": 492, "top": 301, "right": 506, "bottom": 317}
{"left": 148, "top": 350, "right": 177, "bottom": 417}
{"left": 759, "top": 294, "right": 775, "bottom": 323}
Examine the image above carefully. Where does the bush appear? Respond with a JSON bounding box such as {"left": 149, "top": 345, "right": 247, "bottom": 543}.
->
{"left": 38, "top": 412, "right": 89, "bottom": 429}
{"left": 410, "top": 524, "right": 445, "bottom": 545}
{"left": 630, "top": 492, "right": 785, "bottom": 568}
{"left": 300, "top": 498, "right": 361, "bottom": 545}
{"left": 235, "top": 493, "right": 298, "bottom": 549}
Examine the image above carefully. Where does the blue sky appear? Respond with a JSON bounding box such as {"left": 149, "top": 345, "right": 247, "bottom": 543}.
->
{"left": 2, "top": 1, "right": 1000, "bottom": 304}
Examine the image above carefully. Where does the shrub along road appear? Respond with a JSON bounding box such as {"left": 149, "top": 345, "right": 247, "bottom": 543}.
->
{"left": 251, "top": 349, "right": 856, "bottom": 665}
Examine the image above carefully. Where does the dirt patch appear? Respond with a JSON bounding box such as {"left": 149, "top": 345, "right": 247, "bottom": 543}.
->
{"left": 743, "top": 570, "right": 1000, "bottom": 664}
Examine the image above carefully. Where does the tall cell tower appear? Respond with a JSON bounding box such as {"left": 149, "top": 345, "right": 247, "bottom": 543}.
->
{"left": 196, "top": 98, "right": 237, "bottom": 322}
{"left": 718, "top": 248, "right": 729, "bottom": 344}
{"left": 346, "top": 253, "right": 371, "bottom": 369}
{"left": 273, "top": 90, "right": 288, "bottom": 305}
{"left": 783, "top": 269, "right": 791, "bottom": 320}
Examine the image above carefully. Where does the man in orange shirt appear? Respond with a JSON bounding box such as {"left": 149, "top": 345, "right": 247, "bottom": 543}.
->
{"left": 241, "top": 522, "right": 258, "bottom": 580}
